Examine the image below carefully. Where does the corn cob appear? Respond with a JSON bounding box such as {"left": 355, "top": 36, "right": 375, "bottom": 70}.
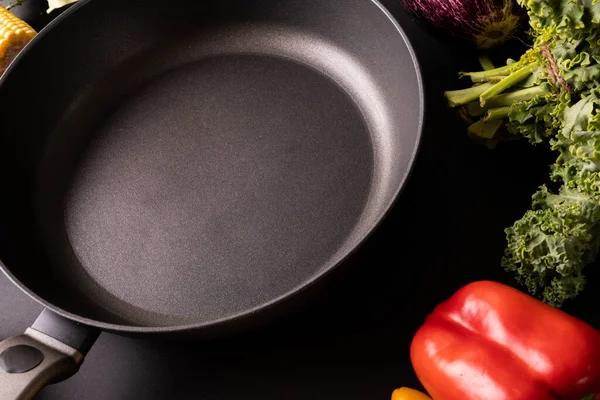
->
{"left": 0, "top": 5, "right": 36, "bottom": 76}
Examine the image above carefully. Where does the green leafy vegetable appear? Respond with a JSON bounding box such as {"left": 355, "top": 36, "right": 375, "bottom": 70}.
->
{"left": 502, "top": 186, "right": 600, "bottom": 306}
{"left": 445, "top": 0, "right": 600, "bottom": 306}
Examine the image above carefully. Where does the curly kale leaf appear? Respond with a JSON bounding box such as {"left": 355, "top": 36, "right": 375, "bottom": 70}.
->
{"left": 551, "top": 129, "right": 600, "bottom": 194}
{"left": 502, "top": 185, "right": 600, "bottom": 306}
{"left": 507, "top": 90, "right": 570, "bottom": 144}
{"left": 517, "top": 0, "right": 582, "bottom": 37}
{"left": 564, "top": 64, "right": 600, "bottom": 91}
{"left": 552, "top": 35, "right": 600, "bottom": 90}
{"left": 508, "top": 100, "right": 558, "bottom": 143}
{"left": 517, "top": 0, "right": 600, "bottom": 38}
{"left": 561, "top": 90, "right": 600, "bottom": 136}
{"left": 504, "top": 95, "right": 600, "bottom": 306}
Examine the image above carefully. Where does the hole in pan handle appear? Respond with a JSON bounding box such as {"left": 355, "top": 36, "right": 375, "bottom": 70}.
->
{"left": 0, "top": 309, "right": 100, "bottom": 400}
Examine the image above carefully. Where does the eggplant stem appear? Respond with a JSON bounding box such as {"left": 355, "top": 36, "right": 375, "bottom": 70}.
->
{"left": 480, "top": 63, "right": 539, "bottom": 106}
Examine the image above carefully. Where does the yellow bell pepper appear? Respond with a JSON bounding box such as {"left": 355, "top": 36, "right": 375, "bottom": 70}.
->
{"left": 391, "top": 387, "right": 432, "bottom": 400}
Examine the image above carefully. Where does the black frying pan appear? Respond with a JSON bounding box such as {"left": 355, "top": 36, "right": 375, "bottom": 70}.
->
{"left": 0, "top": 0, "right": 423, "bottom": 397}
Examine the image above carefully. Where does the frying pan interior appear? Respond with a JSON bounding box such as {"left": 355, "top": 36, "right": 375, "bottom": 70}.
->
{"left": 0, "top": 0, "right": 422, "bottom": 329}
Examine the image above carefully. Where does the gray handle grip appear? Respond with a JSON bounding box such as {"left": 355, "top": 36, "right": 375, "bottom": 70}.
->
{"left": 0, "top": 329, "right": 83, "bottom": 400}
{"left": 0, "top": 310, "right": 100, "bottom": 400}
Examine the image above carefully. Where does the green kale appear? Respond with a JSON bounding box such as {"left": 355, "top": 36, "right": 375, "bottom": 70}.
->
{"left": 445, "top": 0, "right": 600, "bottom": 305}
{"left": 504, "top": 94, "right": 600, "bottom": 306}
{"left": 502, "top": 185, "right": 600, "bottom": 306}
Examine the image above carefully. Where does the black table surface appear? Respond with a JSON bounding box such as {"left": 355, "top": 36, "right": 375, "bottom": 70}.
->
{"left": 1, "top": 1, "right": 599, "bottom": 399}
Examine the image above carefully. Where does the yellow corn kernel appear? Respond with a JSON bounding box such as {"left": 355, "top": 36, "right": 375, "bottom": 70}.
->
{"left": 0, "top": 5, "right": 36, "bottom": 75}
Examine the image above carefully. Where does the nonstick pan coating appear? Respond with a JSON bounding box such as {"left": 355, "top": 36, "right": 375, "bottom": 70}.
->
{"left": 0, "top": 0, "right": 423, "bottom": 331}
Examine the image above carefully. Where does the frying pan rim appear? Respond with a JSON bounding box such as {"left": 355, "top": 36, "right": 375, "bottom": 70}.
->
{"left": 0, "top": 0, "right": 425, "bottom": 333}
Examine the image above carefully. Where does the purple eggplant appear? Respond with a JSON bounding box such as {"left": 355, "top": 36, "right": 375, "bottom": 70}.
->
{"left": 400, "top": 0, "right": 526, "bottom": 49}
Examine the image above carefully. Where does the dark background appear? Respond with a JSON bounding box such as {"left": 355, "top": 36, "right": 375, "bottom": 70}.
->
{"left": 1, "top": 0, "right": 599, "bottom": 399}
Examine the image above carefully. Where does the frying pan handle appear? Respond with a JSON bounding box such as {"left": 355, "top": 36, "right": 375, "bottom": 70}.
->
{"left": 0, "top": 309, "right": 100, "bottom": 400}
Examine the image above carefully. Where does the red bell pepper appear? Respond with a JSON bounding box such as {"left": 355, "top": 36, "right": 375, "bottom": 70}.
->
{"left": 410, "top": 281, "right": 600, "bottom": 400}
